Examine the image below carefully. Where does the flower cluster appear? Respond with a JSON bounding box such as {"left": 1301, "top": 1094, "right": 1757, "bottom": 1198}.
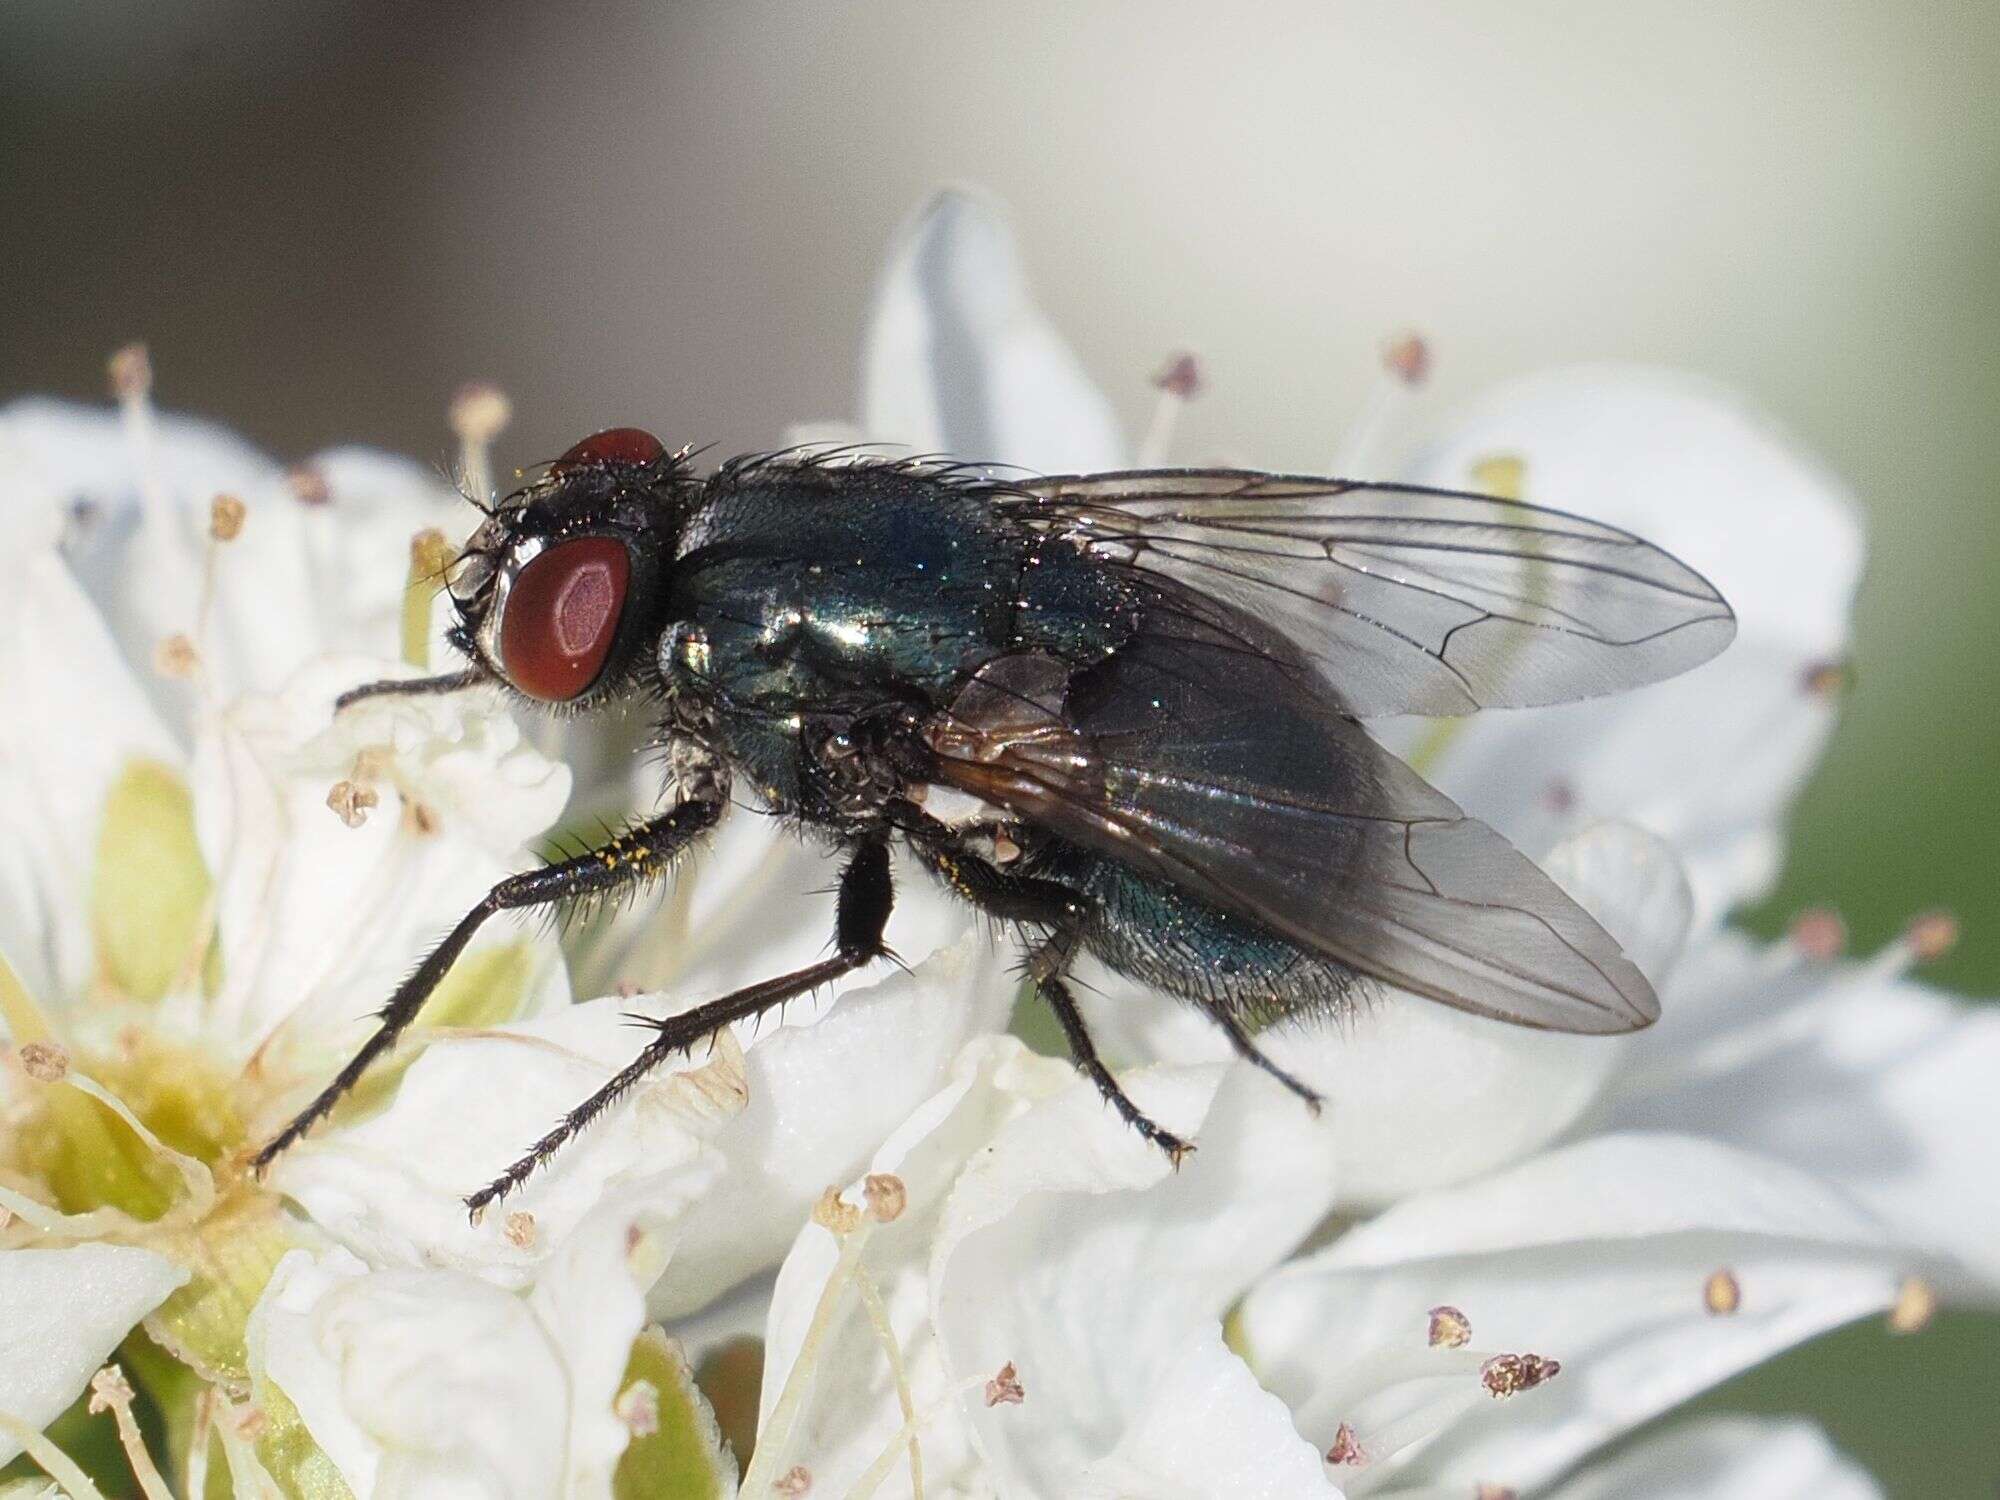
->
{"left": 1, "top": 193, "right": 1992, "bottom": 1499}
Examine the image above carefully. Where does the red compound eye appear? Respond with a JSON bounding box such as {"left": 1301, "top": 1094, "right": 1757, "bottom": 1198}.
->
{"left": 551, "top": 427, "right": 666, "bottom": 473}
{"left": 500, "top": 537, "right": 632, "bottom": 701}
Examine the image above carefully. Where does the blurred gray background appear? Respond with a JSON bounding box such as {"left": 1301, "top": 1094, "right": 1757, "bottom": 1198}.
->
{"left": 4, "top": 2, "right": 1995, "bottom": 1492}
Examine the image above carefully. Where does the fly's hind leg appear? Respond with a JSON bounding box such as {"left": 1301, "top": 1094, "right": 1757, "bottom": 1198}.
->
{"left": 1197, "top": 1003, "right": 1324, "bottom": 1116}
{"left": 1028, "top": 932, "right": 1194, "bottom": 1165}
{"left": 905, "top": 819, "right": 1194, "bottom": 1163}
{"left": 463, "top": 836, "right": 896, "bottom": 1217}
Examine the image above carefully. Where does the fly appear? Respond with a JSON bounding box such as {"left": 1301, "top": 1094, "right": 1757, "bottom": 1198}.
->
{"left": 250, "top": 427, "right": 1735, "bottom": 1214}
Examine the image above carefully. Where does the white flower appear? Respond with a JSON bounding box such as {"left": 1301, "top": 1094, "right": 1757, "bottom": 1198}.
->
{"left": 753, "top": 186, "right": 1990, "bottom": 1496}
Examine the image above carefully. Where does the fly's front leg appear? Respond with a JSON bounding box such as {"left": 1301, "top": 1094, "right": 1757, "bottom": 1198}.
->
{"left": 334, "top": 668, "right": 485, "bottom": 713}
{"left": 250, "top": 793, "right": 726, "bottom": 1174}
{"left": 464, "top": 836, "right": 896, "bottom": 1216}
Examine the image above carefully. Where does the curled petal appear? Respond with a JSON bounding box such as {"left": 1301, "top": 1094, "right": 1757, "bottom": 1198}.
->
{"left": 862, "top": 190, "right": 1127, "bottom": 473}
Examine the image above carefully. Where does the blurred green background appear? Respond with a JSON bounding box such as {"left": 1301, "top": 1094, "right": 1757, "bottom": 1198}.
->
{"left": 3, "top": 2, "right": 1994, "bottom": 1492}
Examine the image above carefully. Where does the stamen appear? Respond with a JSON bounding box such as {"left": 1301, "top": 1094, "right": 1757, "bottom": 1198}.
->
{"left": 88, "top": 1365, "right": 173, "bottom": 1500}
{"left": 108, "top": 343, "right": 164, "bottom": 512}
{"left": 403, "top": 527, "right": 456, "bottom": 670}
{"left": 451, "top": 382, "right": 513, "bottom": 506}
{"left": 1888, "top": 1275, "right": 1937, "bottom": 1334}
{"left": 1331, "top": 330, "right": 1431, "bottom": 477}
{"left": 1704, "top": 1268, "right": 1742, "bottom": 1315}
{"left": 856, "top": 1272, "right": 924, "bottom": 1497}
{"left": 1138, "top": 352, "right": 1204, "bottom": 468}
{"left": 0, "top": 1403, "right": 113, "bottom": 1500}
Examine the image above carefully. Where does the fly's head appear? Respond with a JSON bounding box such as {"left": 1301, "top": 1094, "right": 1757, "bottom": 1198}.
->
{"left": 448, "top": 427, "right": 695, "bottom": 711}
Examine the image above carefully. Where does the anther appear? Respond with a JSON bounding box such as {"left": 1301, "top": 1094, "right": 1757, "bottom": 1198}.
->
{"left": 503, "top": 1210, "right": 538, "bottom": 1249}
{"left": 1479, "top": 1352, "right": 1560, "bottom": 1398}
{"left": 1324, "top": 1422, "right": 1363, "bottom": 1465}
{"left": 106, "top": 343, "right": 152, "bottom": 402}
{"left": 1802, "top": 660, "right": 1853, "bottom": 699}
{"left": 286, "top": 465, "right": 332, "bottom": 507}
{"left": 1888, "top": 1275, "right": 1937, "bottom": 1334}
{"left": 811, "top": 1185, "right": 862, "bottom": 1236}
{"left": 1904, "top": 910, "right": 1959, "bottom": 964}
{"left": 1788, "top": 908, "right": 1848, "bottom": 961}
{"left": 774, "top": 1466, "right": 813, "bottom": 1496}
{"left": 209, "top": 493, "right": 247, "bottom": 542}
{"left": 863, "top": 1173, "right": 907, "bottom": 1223}
{"left": 154, "top": 633, "right": 200, "bottom": 680}
{"left": 1470, "top": 454, "right": 1527, "bottom": 502}
{"left": 1382, "top": 331, "right": 1431, "bottom": 386}
{"left": 1704, "top": 1269, "right": 1742, "bottom": 1315}
{"left": 17, "top": 1040, "right": 70, "bottom": 1083}
{"left": 984, "top": 1361, "right": 1025, "bottom": 1407}
{"left": 1427, "top": 1305, "right": 1472, "bottom": 1348}
{"left": 326, "top": 780, "right": 379, "bottom": 829}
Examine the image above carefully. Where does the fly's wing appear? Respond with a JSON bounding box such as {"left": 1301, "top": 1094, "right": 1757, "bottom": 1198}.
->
{"left": 995, "top": 470, "right": 1735, "bottom": 717}
{"left": 929, "top": 632, "right": 1657, "bottom": 1032}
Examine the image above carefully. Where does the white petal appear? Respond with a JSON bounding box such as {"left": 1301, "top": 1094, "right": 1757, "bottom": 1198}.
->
{"left": 1397, "top": 366, "right": 1863, "bottom": 923}
{"left": 655, "top": 931, "right": 1020, "bottom": 1318}
{"left": 1074, "top": 822, "right": 1690, "bottom": 1207}
{"left": 1545, "top": 1416, "right": 1881, "bottom": 1500}
{"left": 756, "top": 1038, "right": 1068, "bottom": 1495}
{"left": 0, "top": 540, "right": 182, "bottom": 1004}
{"left": 1243, "top": 1133, "right": 1901, "bottom": 1495}
{"left": 1609, "top": 933, "right": 2000, "bottom": 1297}
{"left": 0, "top": 1245, "right": 187, "bottom": 1466}
{"left": 754, "top": 1044, "right": 1342, "bottom": 1497}
{"left": 255, "top": 1249, "right": 571, "bottom": 1500}
{"left": 1070, "top": 1325, "right": 1343, "bottom": 1500}
{"left": 861, "top": 191, "right": 1127, "bottom": 473}
{"left": 193, "top": 655, "right": 569, "bottom": 1063}
{"left": 936, "top": 1062, "right": 1341, "bottom": 1494}
{"left": 273, "top": 995, "right": 730, "bottom": 1286}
